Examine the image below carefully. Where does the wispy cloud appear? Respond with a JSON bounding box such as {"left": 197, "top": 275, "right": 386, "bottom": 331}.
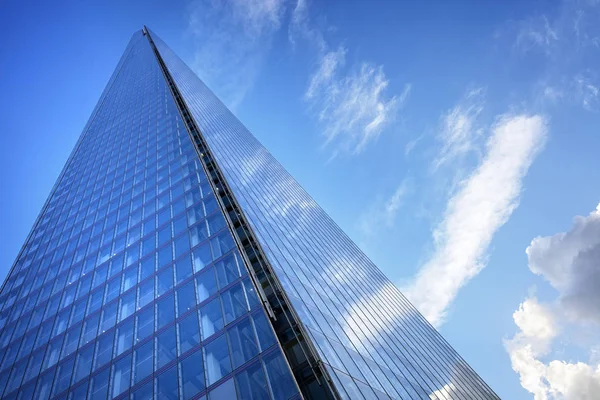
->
{"left": 433, "top": 87, "right": 485, "bottom": 169}
{"left": 292, "top": 0, "right": 410, "bottom": 157}
{"left": 186, "top": 0, "right": 285, "bottom": 109}
{"left": 358, "top": 178, "right": 412, "bottom": 236}
{"left": 404, "top": 114, "right": 547, "bottom": 327}
{"left": 516, "top": 15, "right": 559, "bottom": 54}
{"left": 505, "top": 204, "right": 600, "bottom": 399}
{"left": 510, "top": 1, "right": 600, "bottom": 111}
{"left": 306, "top": 50, "right": 408, "bottom": 156}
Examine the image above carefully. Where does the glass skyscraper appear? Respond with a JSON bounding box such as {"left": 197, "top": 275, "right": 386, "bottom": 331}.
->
{"left": 0, "top": 28, "right": 498, "bottom": 400}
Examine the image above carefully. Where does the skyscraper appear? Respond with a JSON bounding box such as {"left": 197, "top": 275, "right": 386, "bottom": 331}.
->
{"left": 0, "top": 27, "right": 498, "bottom": 400}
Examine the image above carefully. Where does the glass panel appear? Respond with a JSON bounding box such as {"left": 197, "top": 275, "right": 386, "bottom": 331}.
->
{"left": 133, "top": 341, "right": 153, "bottom": 384}
{"left": 89, "top": 369, "right": 110, "bottom": 400}
{"left": 130, "top": 380, "right": 153, "bottom": 400}
{"left": 203, "top": 334, "right": 231, "bottom": 386}
{"left": 180, "top": 350, "right": 205, "bottom": 399}
{"left": 195, "top": 267, "right": 217, "bottom": 303}
{"left": 135, "top": 307, "right": 154, "bottom": 343}
{"left": 178, "top": 312, "right": 200, "bottom": 355}
{"left": 176, "top": 281, "right": 196, "bottom": 317}
{"left": 221, "top": 282, "right": 248, "bottom": 324}
{"left": 110, "top": 353, "right": 132, "bottom": 398}
{"left": 200, "top": 297, "right": 224, "bottom": 340}
{"left": 228, "top": 317, "right": 259, "bottom": 368}
{"left": 157, "top": 325, "right": 177, "bottom": 369}
{"left": 73, "top": 345, "right": 94, "bottom": 383}
{"left": 263, "top": 350, "right": 298, "bottom": 400}
{"left": 236, "top": 360, "right": 270, "bottom": 400}
{"left": 207, "top": 377, "right": 236, "bottom": 400}
{"left": 156, "top": 366, "right": 178, "bottom": 400}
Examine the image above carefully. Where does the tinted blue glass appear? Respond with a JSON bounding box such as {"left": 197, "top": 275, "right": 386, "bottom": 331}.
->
{"left": 153, "top": 28, "right": 498, "bottom": 399}
{"left": 180, "top": 350, "right": 205, "bottom": 399}
{"left": 236, "top": 360, "right": 270, "bottom": 400}
{"left": 0, "top": 29, "right": 295, "bottom": 399}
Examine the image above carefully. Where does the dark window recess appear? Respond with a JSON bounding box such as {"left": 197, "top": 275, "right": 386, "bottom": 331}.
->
{"left": 144, "top": 26, "right": 338, "bottom": 400}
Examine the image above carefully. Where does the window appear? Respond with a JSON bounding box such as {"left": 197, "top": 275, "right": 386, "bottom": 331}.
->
{"left": 210, "top": 232, "right": 235, "bottom": 259}
{"left": 100, "top": 303, "right": 117, "bottom": 333}
{"left": 157, "top": 293, "right": 175, "bottom": 328}
{"left": 215, "top": 252, "right": 241, "bottom": 289}
{"left": 158, "top": 243, "right": 173, "bottom": 268}
{"left": 93, "top": 332, "right": 114, "bottom": 370}
{"left": 138, "top": 279, "right": 154, "bottom": 309}
{"left": 207, "top": 377, "right": 236, "bottom": 400}
{"left": 135, "top": 307, "right": 154, "bottom": 343}
{"left": 51, "top": 357, "right": 75, "bottom": 397}
{"left": 122, "top": 266, "right": 138, "bottom": 291}
{"left": 140, "top": 255, "right": 155, "bottom": 280}
{"left": 110, "top": 354, "right": 132, "bottom": 398}
{"left": 236, "top": 360, "right": 270, "bottom": 400}
{"left": 180, "top": 349, "right": 205, "bottom": 399}
{"left": 156, "top": 365, "right": 179, "bottom": 400}
{"left": 228, "top": 317, "right": 259, "bottom": 368}
{"left": 178, "top": 312, "right": 200, "bottom": 355}
{"left": 173, "top": 214, "right": 187, "bottom": 236}
{"left": 204, "top": 334, "right": 231, "bottom": 386}
{"left": 187, "top": 204, "right": 204, "bottom": 226}
{"left": 133, "top": 341, "right": 153, "bottom": 384}
{"left": 175, "top": 234, "right": 190, "bottom": 259}
{"left": 263, "top": 350, "right": 298, "bottom": 399}
{"left": 81, "top": 314, "right": 100, "bottom": 345}
{"left": 189, "top": 222, "right": 208, "bottom": 248}
{"left": 175, "top": 254, "right": 193, "bottom": 284}
{"left": 192, "top": 242, "right": 212, "bottom": 272}
{"left": 207, "top": 213, "right": 226, "bottom": 236}
{"left": 23, "top": 348, "right": 44, "bottom": 383}
{"left": 200, "top": 297, "right": 223, "bottom": 340}
{"left": 34, "top": 367, "right": 56, "bottom": 400}
{"left": 119, "top": 291, "right": 136, "bottom": 321}
{"left": 176, "top": 281, "right": 196, "bottom": 317}
{"left": 195, "top": 267, "right": 217, "bottom": 303}
{"left": 61, "top": 323, "right": 82, "bottom": 358}
{"left": 221, "top": 283, "right": 248, "bottom": 324}
{"left": 242, "top": 278, "right": 259, "bottom": 310}
{"left": 130, "top": 381, "right": 153, "bottom": 400}
{"left": 157, "top": 325, "right": 177, "bottom": 369}
{"left": 105, "top": 277, "right": 121, "bottom": 304}
{"left": 157, "top": 265, "right": 174, "bottom": 296}
{"left": 42, "top": 336, "right": 63, "bottom": 370}
{"left": 115, "top": 319, "right": 134, "bottom": 355}
{"left": 73, "top": 345, "right": 94, "bottom": 382}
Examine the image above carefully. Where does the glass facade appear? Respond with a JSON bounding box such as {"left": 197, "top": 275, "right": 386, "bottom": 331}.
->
{"left": 0, "top": 27, "right": 498, "bottom": 400}
{"left": 150, "top": 29, "right": 499, "bottom": 400}
{"left": 0, "top": 31, "right": 298, "bottom": 400}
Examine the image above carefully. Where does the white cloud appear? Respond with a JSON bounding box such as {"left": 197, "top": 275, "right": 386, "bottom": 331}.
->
{"left": 527, "top": 204, "right": 600, "bottom": 324}
{"left": 288, "top": 0, "right": 326, "bottom": 52}
{"left": 186, "top": 0, "right": 286, "bottom": 109}
{"left": 516, "top": 15, "right": 559, "bottom": 54}
{"left": 291, "top": 0, "right": 409, "bottom": 157}
{"left": 433, "top": 87, "right": 485, "bottom": 169}
{"left": 510, "top": 1, "right": 600, "bottom": 111}
{"left": 574, "top": 73, "right": 600, "bottom": 112}
{"left": 306, "top": 47, "right": 408, "bottom": 156}
{"left": 505, "top": 298, "right": 600, "bottom": 400}
{"left": 513, "top": 297, "right": 557, "bottom": 345}
{"left": 404, "top": 114, "right": 547, "bottom": 326}
{"left": 506, "top": 204, "right": 600, "bottom": 400}
{"left": 358, "top": 178, "right": 412, "bottom": 236}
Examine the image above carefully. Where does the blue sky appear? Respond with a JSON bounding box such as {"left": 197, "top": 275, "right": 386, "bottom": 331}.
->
{"left": 1, "top": 0, "right": 600, "bottom": 398}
